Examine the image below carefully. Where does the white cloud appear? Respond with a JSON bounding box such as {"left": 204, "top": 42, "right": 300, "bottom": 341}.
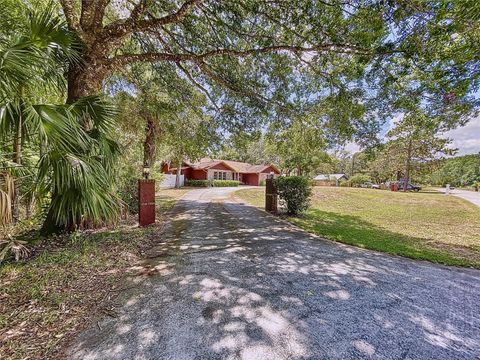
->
{"left": 384, "top": 113, "right": 404, "bottom": 135}
{"left": 443, "top": 116, "right": 480, "bottom": 155}
{"left": 343, "top": 142, "right": 360, "bottom": 153}
{"left": 336, "top": 115, "right": 480, "bottom": 156}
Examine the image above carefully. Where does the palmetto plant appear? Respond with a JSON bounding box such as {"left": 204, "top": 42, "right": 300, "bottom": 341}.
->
{"left": 0, "top": 172, "right": 14, "bottom": 226}
{"left": 0, "top": 2, "right": 121, "bottom": 234}
{"left": 0, "top": 235, "right": 29, "bottom": 263}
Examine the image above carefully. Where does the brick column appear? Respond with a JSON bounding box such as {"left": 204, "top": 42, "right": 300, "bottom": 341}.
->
{"left": 265, "top": 176, "right": 277, "bottom": 213}
{"left": 138, "top": 179, "right": 155, "bottom": 226}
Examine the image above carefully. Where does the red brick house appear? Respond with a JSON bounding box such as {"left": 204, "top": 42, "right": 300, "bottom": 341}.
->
{"left": 161, "top": 158, "right": 281, "bottom": 186}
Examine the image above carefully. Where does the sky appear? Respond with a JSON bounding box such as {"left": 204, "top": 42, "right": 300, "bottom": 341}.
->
{"left": 444, "top": 116, "right": 480, "bottom": 155}
{"left": 343, "top": 115, "right": 480, "bottom": 156}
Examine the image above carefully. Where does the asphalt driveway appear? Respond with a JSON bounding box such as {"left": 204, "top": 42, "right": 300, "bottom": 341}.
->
{"left": 69, "top": 187, "right": 480, "bottom": 360}
{"left": 435, "top": 187, "right": 480, "bottom": 208}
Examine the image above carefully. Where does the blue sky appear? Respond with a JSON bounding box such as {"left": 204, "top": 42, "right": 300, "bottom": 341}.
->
{"left": 443, "top": 116, "right": 480, "bottom": 155}
{"left": 344, "top": 115, "right": 480, "bottom": 156}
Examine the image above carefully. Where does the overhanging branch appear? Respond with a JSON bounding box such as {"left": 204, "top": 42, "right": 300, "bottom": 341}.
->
{"left": 109, "top": 43, "right": 372, "bottom": 67}
{"left": 104, "top": 0, "right": 203, "bottom": 39}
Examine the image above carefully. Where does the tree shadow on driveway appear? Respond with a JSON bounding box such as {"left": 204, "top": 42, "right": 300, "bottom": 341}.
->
{"left": 68, "top": 196, "right": 480, "bottom": 360}
{"left": 291, "top": 209, "right": 480, "bottom": 267}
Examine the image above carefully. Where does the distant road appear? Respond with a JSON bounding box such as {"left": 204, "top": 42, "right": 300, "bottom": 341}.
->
{"left": 435, "top": 188, "right": 480, "bottom": 207}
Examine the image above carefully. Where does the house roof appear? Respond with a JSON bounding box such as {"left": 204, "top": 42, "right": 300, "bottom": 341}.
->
{"left": 314, "top": 174, "right": 347, "bottom": 181}
{"left": 190, "top": 158, "right": 280, "bottom": 174}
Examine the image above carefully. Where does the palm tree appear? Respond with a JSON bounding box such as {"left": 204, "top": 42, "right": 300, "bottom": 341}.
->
{"left": 0, "top": 2, "right": 121, "bottom": 235}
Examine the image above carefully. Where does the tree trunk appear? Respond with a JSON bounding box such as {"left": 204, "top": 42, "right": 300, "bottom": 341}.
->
{"left": 41, "top": 62, "right": 110, "bottom": 234}
{"left": 67, "top": 61, "right": 109, "bottom": 103}
{"left": 351, "top": 154, "right": 355, "bottom": 177}
{"left": 12, "top": 109, "right": 22, "bottom": 223}
{"left": 143, "top": 118, "right": 156, "bottom": 170}
{"left": 175, "top": 159, "right": 182, "bottom": 188}
{"left": 404, "top": 138, "right": 412, "bottom": 191}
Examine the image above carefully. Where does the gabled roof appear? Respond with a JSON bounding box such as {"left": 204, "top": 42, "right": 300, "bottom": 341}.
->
{"left": 191, "top": 158, "right": 280, "bottom": 174}
{"left": 191, "top": 159, "right": 237, "bottom": 172}
{"left": 314, "top": 174, "right": 347, "bottom": 181}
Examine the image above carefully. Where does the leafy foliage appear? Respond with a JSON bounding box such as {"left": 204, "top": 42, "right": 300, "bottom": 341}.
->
{"left": 0, "top": 3, "right": 121, "bottom": 233}
{"left": 348, "top": 174, "right": 371, "bottom": 186}
{"left": 426, "top": 154, "right": 480, "bottom": 187}
{"left": 275, "top": 176, "right": 312, "bottom": 215}
{"left": 185, "top": 179, "right": 211, "bottom": 187}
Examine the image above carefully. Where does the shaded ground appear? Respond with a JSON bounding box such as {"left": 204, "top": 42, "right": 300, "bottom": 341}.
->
{"left": 69, "top": 187, "right": 480, "bottom": 360}
{"left": 237, "top": 187, "right": 480, "bottom": 267}
{"left": 0, "top": 188, "right": 188, "bottom": 360}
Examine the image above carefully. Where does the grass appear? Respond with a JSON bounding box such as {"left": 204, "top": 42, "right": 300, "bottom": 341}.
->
{"left": 0, "top": 187, "right": 191, "bottom": 360}
{"left": 236, "top": 187, "right": 480, "bottom": 268}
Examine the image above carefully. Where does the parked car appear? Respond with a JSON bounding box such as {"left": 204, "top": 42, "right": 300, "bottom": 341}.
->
{"left": 361, "top": 182, "right": 380, "bottom": 189}
{"left": 397, "top": 181, "right": 422, "bottom": 192}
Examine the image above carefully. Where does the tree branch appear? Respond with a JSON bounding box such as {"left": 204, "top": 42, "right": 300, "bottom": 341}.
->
{"left": 104, "top": 0, "right": 203, "bottom": 40}
{"left": 60, "top": 0, "right": 82, "bottom": 35}
{"left": 175, "top": 61, "right": 221, "bottom": 112}
{"left": 109, "top": 43, "right": 372, "bottom": 67}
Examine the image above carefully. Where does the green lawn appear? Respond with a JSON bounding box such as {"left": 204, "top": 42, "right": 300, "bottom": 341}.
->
{"left": 236, "top": 187, "right": 480, "bottom": 268}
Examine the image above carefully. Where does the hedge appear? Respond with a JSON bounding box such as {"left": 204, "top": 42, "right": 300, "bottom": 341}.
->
{"left": 212, "top": 180, "right": 240, "bottom": 187}
{"left": 185, "top": 179, "right": 211, "bottom": 187}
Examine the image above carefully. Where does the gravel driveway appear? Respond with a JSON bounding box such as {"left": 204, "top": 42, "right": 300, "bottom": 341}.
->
{"left": 69, "top": 187, "right": 480, "bottom": 360}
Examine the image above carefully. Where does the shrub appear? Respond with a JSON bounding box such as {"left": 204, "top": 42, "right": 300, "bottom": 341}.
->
{"left": 117, "top": 177, "right": 139, "bottom": 214}
{"left": 212, "top": 180, "right": 240, "bottom": 187}
{"left": 349, "top": 174, "right": 371, "bottom": 186}
{"left": 339, "top": 180, "right": 351, "bottom": 187}
{"left": 275, "top": 176, "right": 312, "bottom": 215}
{"left": 259, "top": 180, "right": 266, "bottom": 186}
{"left": 185, "top": 179, "right": 211, "bottom": 187}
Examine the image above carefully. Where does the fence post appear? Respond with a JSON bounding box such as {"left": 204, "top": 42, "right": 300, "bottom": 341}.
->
{"left": 138, "top": 179, "right": 156, "bottom": 226}
{"left": 265, "top": 176, "right": 277, "bottom": 213}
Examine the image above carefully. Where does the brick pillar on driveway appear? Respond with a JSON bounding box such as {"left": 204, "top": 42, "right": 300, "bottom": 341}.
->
{"left": 265, "top": 176, "right": 278, "bottom": 213}
{"left": 138, "top": 179, "right": 155, "bottom": 226}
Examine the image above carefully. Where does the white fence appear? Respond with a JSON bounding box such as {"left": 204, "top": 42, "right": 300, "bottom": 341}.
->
{"left": 159, "top": 174, "right": 184, "bottom": 188}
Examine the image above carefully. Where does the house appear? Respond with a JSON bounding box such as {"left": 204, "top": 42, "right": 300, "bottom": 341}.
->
{"left": 314, "top": 173, "right": 348, "bottom": 186}
{"left": 161, "top": 158, "right": 281, "bottom": 186}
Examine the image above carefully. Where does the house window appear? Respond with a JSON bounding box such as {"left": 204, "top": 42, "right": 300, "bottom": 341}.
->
{"left": 222, "top": 172, "right": 227, "bottom": 180}
{"left": 214, "top": 171, "right": 218, "bottom": 180}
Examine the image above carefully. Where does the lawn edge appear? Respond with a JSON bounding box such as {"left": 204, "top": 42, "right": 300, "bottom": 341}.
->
{"left": 232, "top": 190, "right": 480, "bottom": 272}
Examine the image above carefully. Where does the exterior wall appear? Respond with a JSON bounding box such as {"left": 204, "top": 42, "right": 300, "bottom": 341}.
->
{"left": 258, "top": 166, "right": 280, "bottom": 184}
{"left": 314, "top": 180, "right": 335, "bottom": 186}
{"left": 242, "top": 173, "right": 259, "bottom": 186}
{"left": 259, "top": 173, "right": 277, "bottom": 183}
{"left": 191, "top": 169, "right": 207, "bottom": 180}
{"left": 261, "top": 165, "right": 281, "bottom": 175}
{"left": 183, "top": 167, "right": 192, "bottom": 179}
{"left": 210, "top": 163, "right": 233, "bottom": 171}
{"left": 207, "top": 169, "right": 233, "bottom": 180}
{"left": 160, "top": 163, "right": 170, "bottom": 173}
{"left": 161, "top": 163, "right": 192, "bottom": 177}
{"left": 159, "top": 174, "right": 184, "bottom": 188}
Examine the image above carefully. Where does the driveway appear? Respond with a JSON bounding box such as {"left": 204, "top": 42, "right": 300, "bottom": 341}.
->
{"left": 69, "top": 187, "right": 480, "bottom": 360}
{"left": 435, "top": 188, "right": 480, "bottom": 207}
